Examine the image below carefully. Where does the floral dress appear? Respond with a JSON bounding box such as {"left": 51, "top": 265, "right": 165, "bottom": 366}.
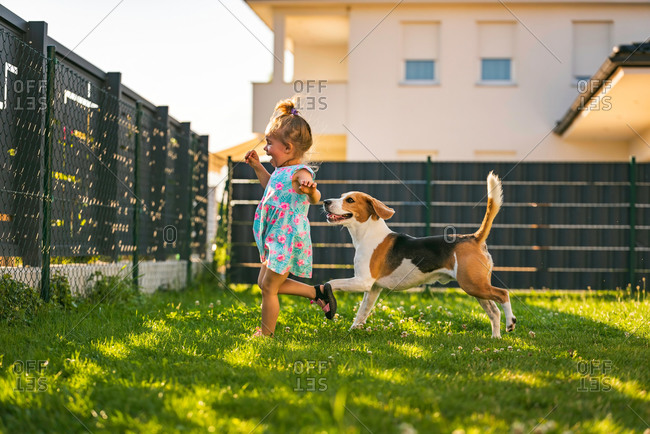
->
{"left": 253, "top": 164, "right": 315, "bottom": 277}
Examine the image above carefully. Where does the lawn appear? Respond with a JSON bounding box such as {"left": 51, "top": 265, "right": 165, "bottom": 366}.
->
{"left": 1, "top": 280, "right": 649, "bottom": 433}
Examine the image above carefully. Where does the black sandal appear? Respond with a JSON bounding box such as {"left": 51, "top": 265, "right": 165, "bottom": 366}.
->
{"left": 311, "top": 283, "right": 337, "bottom": 320}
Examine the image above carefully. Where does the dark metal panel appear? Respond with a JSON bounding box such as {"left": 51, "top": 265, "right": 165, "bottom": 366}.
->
{"left": 0, "top": 6, "right": 27, "bottom": 34}
{"left": 0, "top": 29, "right": 45, "bottom": 266}
{"left": 229, "top": 265, "right": 260, "bottom": 284}
{"left": 636, "top": 252, "right": 648, "bottom": 278}
{"left": 638, "top": 163, "right": 650, "bottom": 182}
{"left": 316, "top": 161, "right": 427, "bottom": 181}
{"left": 192, "top": 135, "right": 209, "bottom": 257}
{"left": 227, "top": 161, "right": 645, "bottom": 289}
{"left": 490, "top": 249, "right": 541, "bottom": 268}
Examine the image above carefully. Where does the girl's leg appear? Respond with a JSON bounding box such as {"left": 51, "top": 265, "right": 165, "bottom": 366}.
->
{"left": 260, "top": 264, "right": 313, "bottom": 299}
{"left": 259, "top": 265, "right": 335, "bottom": 321}
{"left": 278, "top": 279, "right": 336, "bottom": 320}
{"left": 260, "top": 267, "right": 289, "bottom": 336}
{"left": 277, "top": 278, "right": 318, "bottom": 298}
{"left": 257, "top": 264, "right": 267, "bottom": 289}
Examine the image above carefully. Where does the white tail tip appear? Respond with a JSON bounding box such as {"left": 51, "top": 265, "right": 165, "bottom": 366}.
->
{"left": 487, "top": 171, "right": 503, "bottom": 208}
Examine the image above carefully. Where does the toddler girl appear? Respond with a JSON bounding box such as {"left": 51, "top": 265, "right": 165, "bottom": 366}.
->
{"left": 245, "top": 97, "right": 336, "bottom": 337}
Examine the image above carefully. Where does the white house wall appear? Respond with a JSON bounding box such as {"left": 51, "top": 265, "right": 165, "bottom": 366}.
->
{"left": 344, "top": 3, "right": 650, "bottom": 161}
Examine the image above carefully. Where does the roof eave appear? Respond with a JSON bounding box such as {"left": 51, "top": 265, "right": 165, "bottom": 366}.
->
{"left": 554, "top": 43, "right": 650, "bottom": 136}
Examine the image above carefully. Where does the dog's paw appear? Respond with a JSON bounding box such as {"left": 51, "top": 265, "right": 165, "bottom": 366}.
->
{"left": 349, "top": 323, "right": 365, "bottom": 331}
{"left": 506, "top": 317, "right": 517, "bottom": 333}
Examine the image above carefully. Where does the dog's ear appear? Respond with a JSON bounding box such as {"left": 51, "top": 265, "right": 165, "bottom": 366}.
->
{"left": 369, "top": 197, "right": 395, "bottom": 220}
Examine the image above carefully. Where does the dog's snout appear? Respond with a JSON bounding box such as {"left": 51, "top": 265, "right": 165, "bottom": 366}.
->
{"left": 324, "top": 199, "right": 332, "bottom": 206}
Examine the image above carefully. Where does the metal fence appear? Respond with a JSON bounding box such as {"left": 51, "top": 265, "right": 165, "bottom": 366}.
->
{"left": 0, "top": 13, "right": 208, "bottom": 297}
{"left": 225, "top": 159, "right": 649, "bottom": 290}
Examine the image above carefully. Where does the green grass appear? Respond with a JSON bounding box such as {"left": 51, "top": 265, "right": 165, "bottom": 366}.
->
{"left": 1, "top": 283, "right": 649, "bottom": 433}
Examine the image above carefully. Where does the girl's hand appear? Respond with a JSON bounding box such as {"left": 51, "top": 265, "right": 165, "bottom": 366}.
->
{"left": 293, "top": 168, "right": 321, "bottom": 204}
{"left": 298, "top": 179, "right": 317, "bottom": 195}
{"left": 245, "top": 150, "right": 261, "bottom": 167}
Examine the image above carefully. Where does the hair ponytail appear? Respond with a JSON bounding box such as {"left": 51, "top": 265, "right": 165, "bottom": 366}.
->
{"left": 265, "top": 96, "right": 313, "bottom": 158}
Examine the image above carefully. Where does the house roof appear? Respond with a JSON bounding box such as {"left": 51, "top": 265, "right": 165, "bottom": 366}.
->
{"left": 553, "top": 42, "right": 650, "bottom": 140}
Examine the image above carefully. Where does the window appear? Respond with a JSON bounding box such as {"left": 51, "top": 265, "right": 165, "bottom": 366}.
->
{"left": 402, "top": 23, "right": 439, "bottom": 83}
{"left": 573, "top": 22, "right": 612, "bottom": 82}
{"left": 405, "top": 60, "right": 435, "bottom": 80}
{"left": 481, "top": 59, "right": 511, "bottom": 81}
{"left": 478, "top": 22, "right": 516, "bottom": 84}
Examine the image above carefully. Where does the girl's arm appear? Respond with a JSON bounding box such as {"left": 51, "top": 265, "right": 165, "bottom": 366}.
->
{"left": 293, "top": 169, "right": 321, "bottom": 204}
{"left": 245, "top": 150, "right": 271, "bottom": 188}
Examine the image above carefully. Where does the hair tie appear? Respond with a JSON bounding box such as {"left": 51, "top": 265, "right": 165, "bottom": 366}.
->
{"left": 290, "top": 108, "right": 298, "bottom": 115}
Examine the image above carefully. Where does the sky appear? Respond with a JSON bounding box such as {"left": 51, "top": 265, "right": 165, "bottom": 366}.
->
{"left": 1, "top": 0, "right": 275, "bottom": 152}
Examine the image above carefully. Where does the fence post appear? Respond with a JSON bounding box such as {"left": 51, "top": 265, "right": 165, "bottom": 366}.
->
{"left": 199, "top": 135, "right": 210, "bottom": 262}
{"left": 425, "top": 156, "right": 431, "bottom": 237}
{"left": 629, "top": 156, "right": 636, "bottom": 289}
{"left": 133, "top": 101, "right": 142, "bottom": 287}
{"left": 105, "top": 72, "right": 122, "bottom": 261}
{"left": 40, "top": 45, "right": 55, "bottom": 302}
{"left": 20, "top": 22, "right": 48, "bottom": 268}
{"left": 182, "top": 123, "right": 194, "bottom": 288}
{"left": 225, "top": 156, "right": 233, "bottom": 285}
{"left": 424, "top": 156, "right": 432, "bottom": 293}
{"left": 155, "top": 106, "right": 169, "bottom": 261}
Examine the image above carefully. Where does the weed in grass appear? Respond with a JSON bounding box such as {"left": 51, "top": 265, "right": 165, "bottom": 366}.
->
{"left": 50, "top": 273, "right": 74, "bottom": 309}
{"left": 0, "top": 273, "right": 42, "bottom": 325}
{"left": 81, "top": 270, "right": 142, "bottom": 306}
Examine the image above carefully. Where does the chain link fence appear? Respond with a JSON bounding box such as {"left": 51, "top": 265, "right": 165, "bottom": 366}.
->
{"left": 0, "top": 26, "right": 209, "bottom": 298}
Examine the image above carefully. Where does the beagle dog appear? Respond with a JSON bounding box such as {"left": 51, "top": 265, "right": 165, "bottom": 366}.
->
{"left": 323, "top": 172, "right": 516, "bottom": 338}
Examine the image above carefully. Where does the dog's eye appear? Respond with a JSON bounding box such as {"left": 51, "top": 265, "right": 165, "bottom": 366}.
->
{"left": 346, "top": 197, "right": 355, "bottom": 203}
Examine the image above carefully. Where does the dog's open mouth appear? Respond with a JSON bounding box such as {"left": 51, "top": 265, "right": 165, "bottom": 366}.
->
{"left": 326, "top": 212, "right": 353, "bottom": 223}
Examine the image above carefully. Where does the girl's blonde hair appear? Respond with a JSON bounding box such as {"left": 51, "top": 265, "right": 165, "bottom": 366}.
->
{"left": 265, "top": 97, "right": 313, "bottom": 158}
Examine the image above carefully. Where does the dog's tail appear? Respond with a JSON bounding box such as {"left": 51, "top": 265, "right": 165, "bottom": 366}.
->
{"left": 474, "top": 171, "right": 503, "bottom": 244}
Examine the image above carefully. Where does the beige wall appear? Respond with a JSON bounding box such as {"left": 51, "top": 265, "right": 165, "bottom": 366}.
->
{"left": 342, "top": 3, "right": 650, "bottom": 161}
{"left": 630, "top": 127, "right": 650, "bottom": 162}
{"left": 252, "top": 81, "right": 348, "bottom": 134}
{"left": 309, "top": 134, "right": 347, "bottom": 161}
{"left": 293, "top": 43, "right": 348, "bottom": 81}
